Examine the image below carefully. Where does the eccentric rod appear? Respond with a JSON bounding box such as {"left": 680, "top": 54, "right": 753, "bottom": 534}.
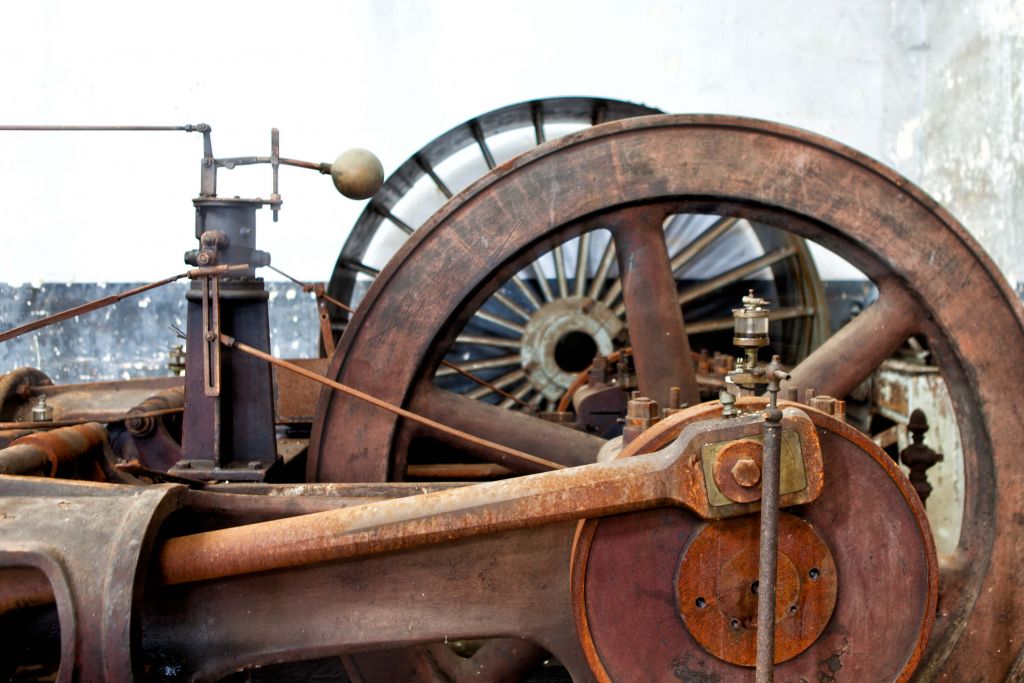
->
{"left": 219, "top": 334, "right": 561, "bottom": 474}
{"left": 266, "top": 265, "right": 532, "bottom": 410}
{"left": 0, "top": 264, "right": 249, "bottom": 344}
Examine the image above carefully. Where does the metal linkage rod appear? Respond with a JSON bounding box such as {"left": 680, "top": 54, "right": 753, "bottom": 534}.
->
{"left": 0, "top": 407, "right": 183, "bottom": 431}
{"left": 217, "top": 156, "right": 332, "bottom": 174}
{"left": 157, "top": 433, "right": 677, "bottom": 586}
{"left": 0, "top": 264, "right": 249, "bottom": 344}
{"left": 220, "top": 334, "right": 561, "bottom": 474}
{"left": 0, "top": 124, "right": 206, "bottom": 132}
{"left": 267, "top": 265, "right": 533, "bottom": 410}
{"left": 755, "top": 355, "right": 791, "bottom": 683}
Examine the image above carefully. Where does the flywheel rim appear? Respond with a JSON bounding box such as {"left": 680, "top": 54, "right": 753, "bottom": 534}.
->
{"left": 311, "top": 114, "right": 1024, "bottom": 679}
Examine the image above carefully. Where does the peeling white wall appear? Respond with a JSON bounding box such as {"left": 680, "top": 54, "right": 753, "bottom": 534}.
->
{"left": 0, "top": 1, "right": 1020, "bottom": 287}
{"left": 913, "top": 0, "right": 1024, "bottom": 288}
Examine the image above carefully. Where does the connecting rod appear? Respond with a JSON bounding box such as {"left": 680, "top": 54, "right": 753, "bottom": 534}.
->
{"left": 158, "top": 435, "right": 694, "bottom": 585}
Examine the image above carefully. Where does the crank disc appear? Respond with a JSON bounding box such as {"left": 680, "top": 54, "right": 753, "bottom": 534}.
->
{"left": 571, "top": 400, "right": 936, "bottom": 681}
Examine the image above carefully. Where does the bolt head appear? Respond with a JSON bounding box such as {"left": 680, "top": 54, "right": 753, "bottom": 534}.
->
{"left": 731, "top": 458, "right": 761, "bottom": 487}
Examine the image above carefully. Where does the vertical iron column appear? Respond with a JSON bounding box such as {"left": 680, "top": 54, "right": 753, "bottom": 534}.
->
{"left": 181, "top": 200, "right": 276, "bottom": 474}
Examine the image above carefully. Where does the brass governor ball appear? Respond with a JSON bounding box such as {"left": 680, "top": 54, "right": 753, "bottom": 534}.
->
{"left": 331, "top": 148, "right": 384, "bottom": 200}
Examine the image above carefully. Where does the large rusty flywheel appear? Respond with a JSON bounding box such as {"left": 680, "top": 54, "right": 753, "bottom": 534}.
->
{"left": 310, "top": 115, "right": 1024, "bottom": 680}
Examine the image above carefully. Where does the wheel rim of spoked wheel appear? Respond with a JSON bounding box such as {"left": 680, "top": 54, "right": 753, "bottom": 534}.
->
{"left": 327, "top": 97, "right": 829, "bottom": 412}
{"left": 311, "top": 115, "right": 1024, "bottom": 681}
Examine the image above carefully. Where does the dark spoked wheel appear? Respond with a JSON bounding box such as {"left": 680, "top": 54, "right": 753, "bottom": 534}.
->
{"left": 327, "top": 98, "right": 829, "bottom": 412}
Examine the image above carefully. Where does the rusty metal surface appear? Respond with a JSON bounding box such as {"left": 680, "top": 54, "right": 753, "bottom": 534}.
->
{"left": 157, "top": 412, "right": 822, "bottom": 586}
{"left": 675, "top": 511, "right": 835, "bottom": 667}
{"left": 34, "top": 375, "right": 183, "bottom": 421}
{"left": 1, "top": 114, "right": 1023, "bottom": 681}
{"left": 143, "top": 522, "right": 589, "bottom": 682}
{"left": 307, "top": 114, "right": 1024, "bottom": 679}
{"left": 573, "top": 402, "right": 936, "bottom": 682}
{"left": 0, "top": 422, "right": 108, "bottom": 477}
{"left": 676, "top": 513, "right": 837, "bottom": 666}
{"left": 273, "top": 357, "right": 330, "bottom": 424}
{"left": 123, "top": 385, "right": 185, "bottom": 471}
{"left": 0, "top": 476, "right": 182, "bottom": 680}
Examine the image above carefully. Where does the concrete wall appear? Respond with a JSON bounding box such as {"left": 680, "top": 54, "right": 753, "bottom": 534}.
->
{"left": 1, "top": 0, "right": 1018, "bottom": 288}
{"left": 916, "top": 0, "right": 1024, "bottom": 288}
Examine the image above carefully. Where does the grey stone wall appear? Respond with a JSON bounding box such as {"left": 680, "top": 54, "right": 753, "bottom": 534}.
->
{"left": 0, "top": 282, "right": 320, "bottom": 384}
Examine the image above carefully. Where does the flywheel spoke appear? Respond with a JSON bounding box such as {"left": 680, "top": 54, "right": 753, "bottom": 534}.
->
{"left": 435, "top": 355, "right": 520, "bottom": 378}
{"left": 787, "top": 282, "right": 922, "bottom": 398}
{"left": 455, "top": 334, "right": 521, "bottom": 349}
{"left": 491, "top": 290, "right": 531, "bottom": 321}
{"left": 610, "top": 206, "right": 700, "bottom": 407}
{"left": 409, "top": 386, "right": 604, "bottom": 468}
{"left": 673, "top": 246, "right": 798, "bottom": 308}
{"left": 553, "top": 244, "right": 569, "bottom": 299}
{"left": 685, "top": 305, "right": 814, "bottom": 334}
{"left": 574, "top": 231, "right": 592, "bottom": 297}
{"left": 465, "top": 369, "right": 526, "bottom": 400}
{"left": 530, "top": 258, "right": 556, "bottom": 303}
{"left": 668, "top": 216, "right": 739, "bottom": 273}
{"left": 473, "top": 309, "right": 525, "bottom": 336}
{"left": 587, "top": 233, "right": 617, "bottom": 301}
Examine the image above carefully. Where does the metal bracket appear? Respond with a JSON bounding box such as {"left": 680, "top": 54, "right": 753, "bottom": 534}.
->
{"left": 201, "top": 275, "right": 221, "bottom": 398}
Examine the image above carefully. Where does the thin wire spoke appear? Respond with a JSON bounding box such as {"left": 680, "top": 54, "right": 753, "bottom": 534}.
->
{"left": 340, "top": 259, "right": 380, "bottom": 278}
{"left": 473, "top": 309, "right": 526, "bottom": 336}
{"left": 372, "top": 202, "right": 415, "bottom": 235}
{"left": 601, "top": 273, "right": 625, "bottom": 309}
{"left": 509, "top": 275, "right": 542, "bottom": 311}
{"left": 499, "top": 380, "right": 533, "bottom": 409}
{"left": 674, "top": 246, "right": 798, "bottom": 308}
{"left": 415, "top": 155, "right": 452, "bottom": 199}
{"left": 668, "top": 216, "right": 739, "bottom": 273}
{"left": 588, "top": 235, "right": 617, "bottom": 301}
{"left": 574, "top": 232, "right": 592, "bottom": 297}
{"left": 456, "top": 334, "right": 522, "bottom": 349}
{"left": 531, "top": 258, "right": 555, "bottom": 303}
{"left": 685, "top": 306, "right": 815, "bottom": 335}
{"left": 531, "top": 103, "right": 546, "bottom": 145}
{"left": 436, "top": 354, "right": 520, "bottom": 378}
{"left": 553, "top": 244, "right": 569, "bottom": 299}
{"left": 471, "top": 120, "right": 496, "bottom": 169}
{"left": 466, "top": 369, "right": 526, "bottom": 400}
{"left": 491, "top": 290, "right": 531, "bottom": 321}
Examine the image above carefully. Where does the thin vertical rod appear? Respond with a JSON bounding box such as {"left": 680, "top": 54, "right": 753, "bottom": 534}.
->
{"left": 553, "top": 245, "right": 569, "bottom": 299}
{"left": 531, "top": 104, "right": 546, "bottom": 145}
{"left": 574, "top": 232, "right": 592, "bottom": 297}
{"left": 755, "top": 359, "right": 788, "bottom": 683}
{"left": 588, "top": 236, "right": 617, "bottom": 300}
{"left": 531, "top": 259, "right": 555, "bottom": 303}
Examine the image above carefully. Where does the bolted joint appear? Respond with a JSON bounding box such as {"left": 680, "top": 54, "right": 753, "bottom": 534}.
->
{"left": 731, "top": 458, "right": 761, "bottom": 487}
{"left": 622, "top": 394, "right": 661, "bottom": 446}
{"left": 808, "top": 395, "right": 846, "bottom": 422}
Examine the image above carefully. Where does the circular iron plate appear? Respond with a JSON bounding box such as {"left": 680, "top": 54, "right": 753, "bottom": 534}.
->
{"left": 676, "top": 512, "right": 837, "bottom": 666}
{"left": 571, "top": 403, "right": 936, "bottom": 682}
